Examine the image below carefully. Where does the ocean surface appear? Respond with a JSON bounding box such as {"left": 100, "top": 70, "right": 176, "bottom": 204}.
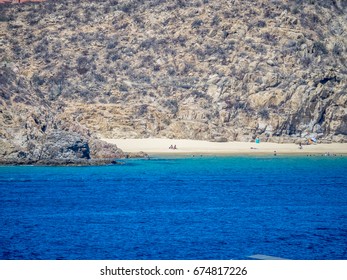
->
{"left": 1, "top": 156, "right": 346, "bottom": 260}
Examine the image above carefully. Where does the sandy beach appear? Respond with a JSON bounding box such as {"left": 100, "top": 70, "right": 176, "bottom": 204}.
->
{"left": 101, "top": 138, "right": 347, "bottom": 156}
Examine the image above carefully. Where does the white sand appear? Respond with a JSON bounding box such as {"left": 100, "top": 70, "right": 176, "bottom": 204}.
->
{"left": 101, "top": 138, "right": 347, "bottom": 156}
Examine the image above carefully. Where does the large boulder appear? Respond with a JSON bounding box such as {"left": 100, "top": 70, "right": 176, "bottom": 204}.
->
{"left": 39, "top": 130, "right": 91, "bottom": 160}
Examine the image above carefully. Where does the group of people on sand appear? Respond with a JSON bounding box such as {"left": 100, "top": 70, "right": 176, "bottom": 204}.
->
{"left": 169, "top": 144, "right": 177, "bottom": 150}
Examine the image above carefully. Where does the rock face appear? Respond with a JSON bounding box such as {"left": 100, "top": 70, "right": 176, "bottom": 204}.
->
{"left": 0, "top": 66, "right": 127, "bottom": 164}
{"left": 0, "top": 0, "right": 346, "bottom": 159}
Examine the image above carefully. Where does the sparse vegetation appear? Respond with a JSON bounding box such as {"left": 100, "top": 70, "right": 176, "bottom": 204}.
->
{"left": 191, "top": 19, "right": 204, "bottom": 29}
{"left": 313, "top": 41, "right": 328, "bottom": 56}
{"left": 0, "top": 0, "right": 346, "bottom": 143}
{"left": 332, "top": 43, "right": 343, "bottom": 56}
{"left": 259, "top": 108, "right": 270, "bottom": 120}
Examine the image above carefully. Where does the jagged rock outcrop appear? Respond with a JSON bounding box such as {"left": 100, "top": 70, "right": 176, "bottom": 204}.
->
{"left": 0, "top": 0, "right": 346, "bottom": 159}
{"left": 0, "top": 66, "right": 128, "bottom": 164}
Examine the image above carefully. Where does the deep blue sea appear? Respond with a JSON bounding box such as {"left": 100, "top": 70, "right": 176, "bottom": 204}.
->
{"left": 0, "top": 156, "right": 346, "bottom": 260}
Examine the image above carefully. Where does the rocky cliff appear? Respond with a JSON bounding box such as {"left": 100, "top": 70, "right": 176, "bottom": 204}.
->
{"left": 0, "top": 0, "right": 346, "bottom": 162}
{"left": 0, "top": 64, "right": 127, "bottom": 164}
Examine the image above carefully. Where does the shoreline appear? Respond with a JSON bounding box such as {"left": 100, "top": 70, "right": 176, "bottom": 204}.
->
{"left": 0, "top": 158, "right": 121, "bottom": 166}
{"left": 0, "top": 152, "right": 148, "bottom": 166}
{"left": 1, "top": 139, "right": 345, "bottom": 166}
{"left": 102, "top": 138, "right": 347, "bottom": 156}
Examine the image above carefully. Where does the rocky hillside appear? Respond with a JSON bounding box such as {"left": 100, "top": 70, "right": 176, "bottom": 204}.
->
{"left": 0, "top": 0, "right": 346, "bottom": 162}
{"left": 0, "top": 66, "right": 127, "bottom": 164}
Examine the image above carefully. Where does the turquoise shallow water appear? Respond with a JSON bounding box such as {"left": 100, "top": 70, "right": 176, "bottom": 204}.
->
{"left": 0, "top": 156, "right": 346, "bottom": 259}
